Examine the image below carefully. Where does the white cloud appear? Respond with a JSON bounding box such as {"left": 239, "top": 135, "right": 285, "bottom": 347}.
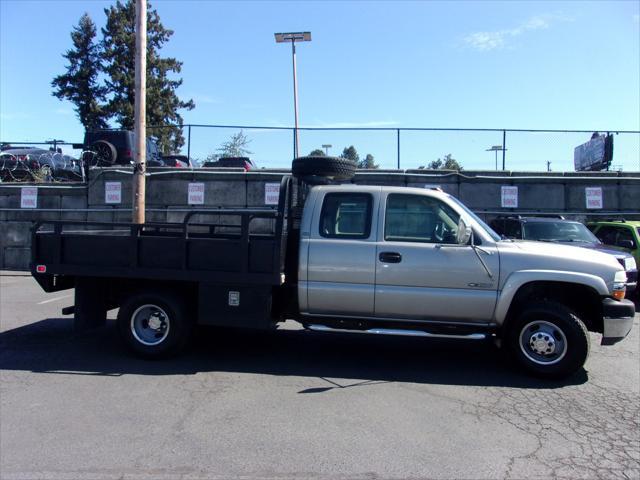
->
{"left": 463, "top": 14, "right": 571, "bottom": 51}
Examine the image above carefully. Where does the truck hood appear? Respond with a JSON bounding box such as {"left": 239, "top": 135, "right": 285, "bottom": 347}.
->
{"left": 544, "top": 240, "right": 633, "bottom": 261}
{"left": 496, "top": 240, "right": 624, "bottom": 292}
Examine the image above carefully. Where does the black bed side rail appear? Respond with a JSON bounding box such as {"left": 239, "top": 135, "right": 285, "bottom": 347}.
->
{"left": 31, "top": 175, "right": 293, "bottom": 278}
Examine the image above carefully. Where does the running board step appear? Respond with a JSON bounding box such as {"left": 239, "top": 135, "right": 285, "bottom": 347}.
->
{"left": 307, "top": 324, "right": 487, "bottom": 340}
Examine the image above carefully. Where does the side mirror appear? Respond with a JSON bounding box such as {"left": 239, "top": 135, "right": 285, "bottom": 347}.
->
{"left": 617, "top": 239, "right": 634, "bottom": 249}
{"left": 456, "top": 217, "right": 473, "bottom": 245}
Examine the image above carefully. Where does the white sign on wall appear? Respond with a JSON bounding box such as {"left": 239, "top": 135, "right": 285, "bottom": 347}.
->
{"left": 501, "top": 186, "right": 518, "bottom": 208}
{"left": 265, "top": 183, "right": 280, "bottom": 205}
{"left": 20, "top": 187, "right": 37, "bottom": 209}
{"left": 586, "top": 187, "right": 603, "bottom": 209}
{"left": 188, "top": 182, "right": 205, "bottom": 205}
{"left": 105, "top": 182, "right": 122, "bottom": 204}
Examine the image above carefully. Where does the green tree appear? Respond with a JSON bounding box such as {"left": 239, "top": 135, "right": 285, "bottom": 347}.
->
{"left": 217, "top": 130, "right": 253, "bottom": 157}
{"left": 51, "top": 13, "right": 108, "bottom": 130}
{"left": 426, "top": 154, "right": 462, "bottom": 170}
{"left": 308, "top": 149, "right": 325, "bottom": 156}
{"left": 101, "top": 0, "right": 194, "bottom": 153}
{"left": 340, "top": 145, "right": 359, "bottom": 163}
{"left": 358, "top": 153, "right": 379, "bottom": 169}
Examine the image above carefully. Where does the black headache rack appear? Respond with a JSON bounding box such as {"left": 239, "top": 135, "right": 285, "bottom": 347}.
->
{"left": 31, "top": 176, "right": 293, "bottom": 292}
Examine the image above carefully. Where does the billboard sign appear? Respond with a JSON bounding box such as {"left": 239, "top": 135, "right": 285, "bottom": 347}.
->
{"left": 574, "top": 134, "right": 613, "bottom": 171}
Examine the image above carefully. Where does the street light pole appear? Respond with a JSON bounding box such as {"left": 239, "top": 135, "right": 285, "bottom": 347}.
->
{"left": 291, "top": 40, "right": 299, "bottom": 158}
{"left": 486, "top": 145, "right": 507, "bottom": 170}
{"left": 322, "top": 144, "right": 332, "bottom": 156}
{"left": 275, "top": 31, "right": 311, "bottom": 160}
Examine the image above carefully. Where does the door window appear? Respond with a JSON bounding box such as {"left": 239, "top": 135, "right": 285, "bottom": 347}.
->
{"left": 594, "top": 226, "right": 618, "bottom": 245}
{"left": 504, "top": 220, "right": 522, "bottom": 239}
{"left": 385, "top": 194, "right": 460, "bottom": 243}
{"left": 319, "top": 193, "right": 372, "bottom": 239}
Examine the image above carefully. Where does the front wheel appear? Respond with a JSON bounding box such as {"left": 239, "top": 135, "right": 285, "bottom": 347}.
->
{"left": 117, "top": 291, "right": 193, "bottom": 359}
{"left": 506, "top": 301, "right": 590, "bottom": 379}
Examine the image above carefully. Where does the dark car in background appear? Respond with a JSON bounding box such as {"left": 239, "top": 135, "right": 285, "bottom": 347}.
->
{"left": 76, "top": 129, "right": 189, "bottom": 168}
{"left": 77, "top": 130, "right": 163, "bottom": 167}
{"left": 202, "top": 156, "right": 256, "bottom": 171}
{"left": 490, "top": 215, "right": 638, "bottom": 295}
{"left": 156, "top": 154, "right": 191, "bottom": 168}
{"left": 0, "top": 147, "right": 83, "bottom": 182}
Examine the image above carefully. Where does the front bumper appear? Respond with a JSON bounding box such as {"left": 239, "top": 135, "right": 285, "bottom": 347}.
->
{"left": 601, "top": 298, "right": 636, "bottom": 346}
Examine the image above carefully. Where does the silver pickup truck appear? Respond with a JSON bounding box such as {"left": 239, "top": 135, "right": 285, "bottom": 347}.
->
{"left": 31, "top": 163, "right": 635, "bottom": 380}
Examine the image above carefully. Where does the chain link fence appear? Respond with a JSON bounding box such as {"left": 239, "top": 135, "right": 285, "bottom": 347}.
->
{"left": 3, "top": 126, "right": 639, "bottom": 179}
{"left": 155, "top": 125, "right": 640, "bottom": 172}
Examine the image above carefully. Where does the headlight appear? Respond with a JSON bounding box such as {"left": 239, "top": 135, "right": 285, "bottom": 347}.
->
{"left": 624, "top": 257, "right": 637, "bottom": 271}
{"left": 612, "top": 270, "right": 628, "bottom": 300}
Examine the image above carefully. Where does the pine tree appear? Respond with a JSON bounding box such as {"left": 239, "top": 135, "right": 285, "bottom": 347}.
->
{"left": 101, "top": 0, "right": 194, "bottom": 153}
{"left": 427, "top": 154, "right": 462, "bottom": 170}
{"left": 340, "top": 145, "right": 359, "bottom": 163}
{"left": 52, "top": 13, "right": 108, "bottom": 130}
{"left": 359, "top": 153, "right": 379, "bottom": 169}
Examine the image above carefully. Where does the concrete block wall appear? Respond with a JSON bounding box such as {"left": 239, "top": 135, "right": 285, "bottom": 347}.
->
{"left": 1, "top": 167, "right": 639, "bottom": 270}
{"left": 0, "top": 184, "right": 87, "bottom": 269}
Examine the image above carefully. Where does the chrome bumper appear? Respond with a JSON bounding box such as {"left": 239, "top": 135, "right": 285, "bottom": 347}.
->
{"left": 601, "top": 298, "right": 636, "bottom": 346}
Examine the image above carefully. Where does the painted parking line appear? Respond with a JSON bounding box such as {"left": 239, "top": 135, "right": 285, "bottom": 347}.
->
{"left": 37, "top": 294, "right": 72, "bottom": 305}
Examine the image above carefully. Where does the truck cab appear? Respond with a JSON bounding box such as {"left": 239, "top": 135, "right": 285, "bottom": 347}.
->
{"left": 299, "top": 185, "right": 499, "bottom": 323}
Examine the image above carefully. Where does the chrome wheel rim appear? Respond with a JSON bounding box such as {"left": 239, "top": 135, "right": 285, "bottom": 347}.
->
{"left": 130, "top": 304, "right": 170, "bottom": 346}
{"left": 519, "top": 320, "right": 567, "bottom": 365}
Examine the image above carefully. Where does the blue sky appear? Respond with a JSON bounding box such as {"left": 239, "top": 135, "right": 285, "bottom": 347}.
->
{"left": 1, "top": 0, "right": 639, "bottom": 171}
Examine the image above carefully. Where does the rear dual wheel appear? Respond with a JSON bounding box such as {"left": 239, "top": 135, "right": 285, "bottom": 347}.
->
{"left": 117, "top": 292, "right": 193, "bottom": 358}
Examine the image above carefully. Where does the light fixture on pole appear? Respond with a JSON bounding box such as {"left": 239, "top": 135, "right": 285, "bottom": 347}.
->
{"left": 275, "top": 31, "right": 311, "bottom": 159}
{"left": 485, "top": 145, "right": 507, "bottom": 170}
{"left": 322, "top": 144, "right": 332, "bottom": 156}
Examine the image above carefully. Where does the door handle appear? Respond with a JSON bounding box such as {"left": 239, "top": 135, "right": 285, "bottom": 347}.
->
{"left": 379, "top": 252, "right": 402, "bottom": 263}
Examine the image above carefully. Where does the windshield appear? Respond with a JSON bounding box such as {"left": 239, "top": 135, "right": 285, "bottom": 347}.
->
{"left": 523, "top": 221, "right": 600, "bottom": 243}
{"left": 446, "top": 195, "right": 501, "bottom": 241}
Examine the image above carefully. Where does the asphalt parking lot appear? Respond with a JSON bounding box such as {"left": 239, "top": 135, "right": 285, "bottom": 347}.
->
{"left": 1, "top": 271, "right": 639, "bottom": 480}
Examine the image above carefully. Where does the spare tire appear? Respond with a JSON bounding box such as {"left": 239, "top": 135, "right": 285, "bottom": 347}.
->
{"left": 90, "top": 140, "right": 117, "bottom": 166}
{"left": 292, "top": 156, "right": 356, "bottom": 183}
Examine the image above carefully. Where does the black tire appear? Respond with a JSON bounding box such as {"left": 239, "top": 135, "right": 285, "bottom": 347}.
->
{"left": 117, "top": 291, "right": 193, "bottom": 359}
{"left": 90, "top": 140, "right": 117, "bottom": 166}
{"left": 505, "top": 301, "right": 590, "bottom": 379}
{"left": 292, "top": 156, "right": 356, "bottom": 183}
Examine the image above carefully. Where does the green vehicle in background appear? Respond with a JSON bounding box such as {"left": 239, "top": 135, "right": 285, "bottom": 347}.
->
{"left": 588, "top": 220, "right": 640, "bottom": 274}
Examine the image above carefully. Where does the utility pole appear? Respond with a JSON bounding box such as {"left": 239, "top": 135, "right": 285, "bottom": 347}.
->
{"left": 132, "top": 0, "right": 147, "bottom": 224}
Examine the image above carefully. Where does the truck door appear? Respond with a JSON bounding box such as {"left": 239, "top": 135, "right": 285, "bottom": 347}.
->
{"left": 303, "top": 191, "right": 377, "bottom": 316}
{"left": 374, "top": 192, "right": 499, "bottom": 323}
